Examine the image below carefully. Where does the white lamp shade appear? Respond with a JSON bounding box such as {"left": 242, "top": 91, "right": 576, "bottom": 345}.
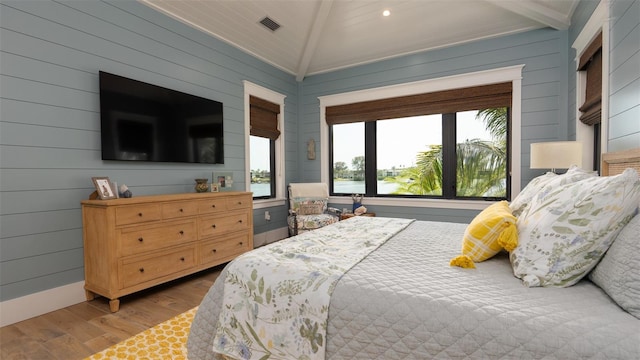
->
{"left": 530, "top": 141, "right": 583, "bottom": 169}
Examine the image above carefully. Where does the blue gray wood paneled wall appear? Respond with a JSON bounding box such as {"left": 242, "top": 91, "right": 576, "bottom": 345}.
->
{"left": 568, "top": 0, "right": 639, "bottom": 151}
{"left": 608, "top": 0, "right": 640, "bottom": 151}
{"left": 301, "top": 27, "right": 570, "bottom": 222}
{"left": 2, "top": 0, "right": 639, "bottom": 303}
{"left": 0, "top": 0, "right": 297, "bottom": 302}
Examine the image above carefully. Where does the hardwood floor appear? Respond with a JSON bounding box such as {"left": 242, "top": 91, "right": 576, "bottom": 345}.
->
{"left": 0, "top": 266, "right": 223, "bottom": 360}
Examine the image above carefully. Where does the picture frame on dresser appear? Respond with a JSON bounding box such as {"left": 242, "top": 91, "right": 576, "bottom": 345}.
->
{"left": 213, "top": 172, "right": 233, "bottom": 191}
{"left": 91, "top": 177, "right": 117, "bottom": 199}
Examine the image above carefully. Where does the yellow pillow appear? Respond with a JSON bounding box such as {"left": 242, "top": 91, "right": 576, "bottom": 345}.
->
{"left": 450, "top": 201, "right": 518, "bottom": 269}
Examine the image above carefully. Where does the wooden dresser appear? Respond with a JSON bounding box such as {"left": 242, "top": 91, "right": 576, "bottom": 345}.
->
{"left": 81, "top": 192, "right": 253, "bottom": 312}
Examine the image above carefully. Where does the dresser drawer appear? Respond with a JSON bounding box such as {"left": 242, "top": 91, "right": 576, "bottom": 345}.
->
{"left": 198, "top": 198, "right": 228, "bottom": 214}
{"left": 120, "top": 245, "right": 196, "bottom": 288}
{"left": 119, "top": 220, "right": 197, "bottom": 257}
{"left": 162, "top": 201, "right": 199, "bottom": 219}
{"left": 116, "top": 204, "right": 162, "bottom": 226}
{"left": 199, "top": 233, "right": 251, "bottom": 266}
{"left": 198, "top": 211, "right": 249, "bottom": 238}
{"left": 226, "top": 196, "right": 252, "bottom": 211}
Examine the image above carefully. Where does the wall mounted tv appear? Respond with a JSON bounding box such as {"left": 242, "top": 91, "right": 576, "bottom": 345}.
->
{"left": 99, "top": 71, "right": 224, "bottom": 164}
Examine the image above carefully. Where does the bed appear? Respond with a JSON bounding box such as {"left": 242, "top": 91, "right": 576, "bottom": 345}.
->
{"left": 188, "top": 148, "right": 640, "bottom": 360}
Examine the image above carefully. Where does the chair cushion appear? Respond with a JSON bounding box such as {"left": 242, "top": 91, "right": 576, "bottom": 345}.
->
{"left": 288, "top": 214, "right": 338, "bottom": 233}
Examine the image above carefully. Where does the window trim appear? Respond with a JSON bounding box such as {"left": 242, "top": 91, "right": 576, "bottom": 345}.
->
{"left": 244, "top": 81, "right": 286, "bottom": 207}
{"left": 572, "top": 0, "right": 610, "bottom": 171}
{"left": 319, "top": 65, "right": 524, "bottom": 210}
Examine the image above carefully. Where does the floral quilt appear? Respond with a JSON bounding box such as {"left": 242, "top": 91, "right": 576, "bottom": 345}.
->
{"left": 211, "top": 216, "right": 414, "bottom": 360}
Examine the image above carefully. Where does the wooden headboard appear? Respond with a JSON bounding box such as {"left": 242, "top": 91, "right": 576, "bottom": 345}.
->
{"left": 602, "top": 148, "right": 640, "bottom": 176}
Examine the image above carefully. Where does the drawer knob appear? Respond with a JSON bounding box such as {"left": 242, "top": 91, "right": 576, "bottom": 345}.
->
{"left": 138, "top": 237, "right": 144, "bottom": 242}
{"left": 211, "top": 204, "right": 216, "bottom": 208}
{"left": 238, "top": 220, "right": 243, "bottom": 223}
{"left": 211, "top": 224, "right": 216, "bottom": 228}
{"left": 237, "top": 201, "right": 242, "bottom": 205}
{"left": 212, "top": 249, "right": 217, "bottom": 253}
{"left": 179, "top": 208, "right": 184, "bottom": 212}
{"left": 139, "top": 268, "right": 144, "bottom": 273}
{"left": 180, "top": 257, "right": 185, "bottom": 262}
{"left": 239, "top": 242, "right": 243, "bottom": 246}
{"left": 179, "top": 230, "right": 184, "bottom": 235}
{"left": 138, "top": 213, "right": 143, "bottom": 217}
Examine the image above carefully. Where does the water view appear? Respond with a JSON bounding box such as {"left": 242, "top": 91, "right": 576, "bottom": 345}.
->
{"left": 251, "top": 180, "right": 401, "bottom": 197}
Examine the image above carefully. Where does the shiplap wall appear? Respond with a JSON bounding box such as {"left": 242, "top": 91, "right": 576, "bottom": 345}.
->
{"left": 609, "top": 0, "right": 640, "bottom": 151}
{"left": 301, "top": 28, "right": 569, "bottom": 223}
{"left": 0, "top": 0, "right": 297, "bottom": 302}
{"left": 2, "top": 0, "right": 639, "bottom": 305}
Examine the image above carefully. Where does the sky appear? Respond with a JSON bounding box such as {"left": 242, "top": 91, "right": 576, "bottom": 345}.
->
{"left": 250, "top": 110, "right": 494, "bottom": 171}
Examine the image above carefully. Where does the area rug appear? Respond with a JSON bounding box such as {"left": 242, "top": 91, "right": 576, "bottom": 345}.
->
{"left": 85, "top": 307, "right": 197, "bottom": 360}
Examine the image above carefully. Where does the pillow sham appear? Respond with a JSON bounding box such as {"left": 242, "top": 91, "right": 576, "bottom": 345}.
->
{"left": 511, "top": 168, "right": 640, "bottom": 287}
{"left": 510, "top": 166, "right": 596, "bottom": 218}
{"left": 589, "top": 212, "right": 640, "bottom": 319}
{"left": 450, "top": 201, "right": 518, "bottom": 269}
{"left": 297, "top": 203, "right": 325, "bottom": 215}
{"left": 291, "top": 197, "right": 328, "bottom": 214}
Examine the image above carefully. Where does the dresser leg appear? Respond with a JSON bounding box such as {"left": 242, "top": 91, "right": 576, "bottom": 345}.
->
{"left": 85, "top": 289, "right": 95, "bottom": 301}
{"left": 109, "top": 299, "right": 120, "bottom": 312}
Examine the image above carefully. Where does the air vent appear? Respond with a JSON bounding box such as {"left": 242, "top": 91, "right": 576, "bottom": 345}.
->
{"left": 259, "top": 16, "right": 281, "bottom": 32}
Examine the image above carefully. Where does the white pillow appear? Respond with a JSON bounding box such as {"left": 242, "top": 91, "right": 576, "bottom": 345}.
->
{"left": 510, "top": 166, "right": 596, "bottom": 218}
{"left": 589, "top": 212, "right": 640, "bottom": 319}
{"left": 511, "top": 168, "right": 640, "bottom": 287}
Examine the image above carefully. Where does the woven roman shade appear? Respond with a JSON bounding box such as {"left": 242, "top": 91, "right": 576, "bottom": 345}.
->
{"left": 578, "top": 32, "right": 602, "bottom": 126}
{"left": 325, "top": 82, "right": 512, "bottom": 125}
{"left": 250, "top": 95, "right": 280, "bottom": 140}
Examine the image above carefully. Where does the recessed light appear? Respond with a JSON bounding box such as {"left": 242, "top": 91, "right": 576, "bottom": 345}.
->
{"left": 383, "top": 9, "right": 390, "bottom": 17}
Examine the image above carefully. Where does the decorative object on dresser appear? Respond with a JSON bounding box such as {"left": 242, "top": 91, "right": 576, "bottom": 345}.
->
{"left": 81, "top": 192, "right": 253, "bottom": 312}
{"left": 91, "top": 176, "right": 117, "bottom": 200}
{"left": 194, "top": 178, "right": 209, "bottom": 193}
{"left": 213, "top": 172, "right": 233, "bottom": 191}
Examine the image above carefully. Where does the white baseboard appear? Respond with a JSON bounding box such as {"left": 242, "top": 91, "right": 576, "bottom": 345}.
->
{"left": 0, "top": 281, "right": 86, "bottom": 327}
{"left": 253, "top": 227, "right": 288, "bottom": 248}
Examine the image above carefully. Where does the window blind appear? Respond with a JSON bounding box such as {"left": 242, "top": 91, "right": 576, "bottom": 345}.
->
{"left": 250, "top": 95, "right": 280, "bottom": 140}
{"left": 325, "top": 82, "right": 512, "bottom": 125}
{"left": 578, "top": 32, "right": 602, "bottom": 126}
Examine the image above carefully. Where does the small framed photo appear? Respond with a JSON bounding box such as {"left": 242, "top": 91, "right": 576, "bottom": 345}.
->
{"left": 92, "top": 177, "right": 117, "bottom": 200}
{"left": 210, "top": 184, "right": 219, "bottom": 192}
{"left": 212, "top": 172, "right": 233, "bottom": 191}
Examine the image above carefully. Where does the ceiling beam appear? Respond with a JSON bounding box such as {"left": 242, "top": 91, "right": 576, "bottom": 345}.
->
{"left": 485, "top": 0, "right": 571, "bottom": 30}
{"left": 296, "top": 0, "right": 334, "bottom": 81}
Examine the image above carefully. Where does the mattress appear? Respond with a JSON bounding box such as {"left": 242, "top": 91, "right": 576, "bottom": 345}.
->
{"left": 188, "top": 219, "right": 640, "bottom": 359}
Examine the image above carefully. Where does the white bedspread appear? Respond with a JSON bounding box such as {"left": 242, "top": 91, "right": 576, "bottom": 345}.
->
{"left": 188, "top": 219, "right": 640, "bottom": 360}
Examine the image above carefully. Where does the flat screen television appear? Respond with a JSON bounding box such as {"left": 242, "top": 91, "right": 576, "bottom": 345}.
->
{"left": 99, "top": 71, "right": 224, "bottom": 164}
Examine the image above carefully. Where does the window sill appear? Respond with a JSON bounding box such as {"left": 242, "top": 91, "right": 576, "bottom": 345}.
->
{"left": 329, "top": 196, "right": 495, "bottom": 211}
{"left": 253, "top": 197, "right": 286, "bottom": 209}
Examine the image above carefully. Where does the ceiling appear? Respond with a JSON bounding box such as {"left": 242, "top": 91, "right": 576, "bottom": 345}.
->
{"left": 140, "top": 0, "right": 579, "bottom": 81}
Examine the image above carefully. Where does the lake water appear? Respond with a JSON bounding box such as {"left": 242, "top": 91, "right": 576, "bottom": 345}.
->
{"left": 251, "top": 181, "right": 400, "bottom": 197}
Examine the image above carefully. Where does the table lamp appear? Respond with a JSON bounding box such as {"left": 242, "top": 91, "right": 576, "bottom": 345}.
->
{"left": 530, "top": 141, "right": 582, "bottom": 173}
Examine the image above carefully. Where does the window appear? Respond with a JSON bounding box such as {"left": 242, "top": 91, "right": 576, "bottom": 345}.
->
{"left": 578, "top": 32, "right": 603, "bottom": 172}
{"left": 329, "top": 108, "right": 509, "bottom": 200}
{"left": 320, "top": 66, "right": 523, "bottom": 207}
{"left": 244, "top": 82, "right": 286, "bottom": 202}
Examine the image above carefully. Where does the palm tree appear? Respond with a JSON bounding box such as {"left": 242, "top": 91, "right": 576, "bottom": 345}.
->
{"left": 389, "top": 107, "right": 508, "bottom": 197}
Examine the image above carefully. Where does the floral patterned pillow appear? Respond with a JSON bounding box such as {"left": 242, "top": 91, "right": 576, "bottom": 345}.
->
{"left": 511, "top": 168, "right": 640, "bottom": 287}
{"left": 291, "top": 197, "right": 327, "bottom": 214}
{"left": 510, "top": 166, "right": 596, "bottom": 218}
